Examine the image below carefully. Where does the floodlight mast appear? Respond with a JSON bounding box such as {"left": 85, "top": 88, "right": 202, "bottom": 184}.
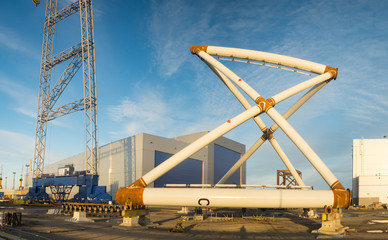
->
{"left": 0, "top": 164, "right": 2, "bottom": 189}
{"left": 32, "top": 0, "right": 99, "bottom": 179}
{"left": 116, "top": 45, "right": 350, "bottom": 210}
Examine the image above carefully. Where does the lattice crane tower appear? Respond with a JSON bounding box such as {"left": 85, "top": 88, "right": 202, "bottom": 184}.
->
{"left": 33, "top": 0, "right": 99, "bottom": 178}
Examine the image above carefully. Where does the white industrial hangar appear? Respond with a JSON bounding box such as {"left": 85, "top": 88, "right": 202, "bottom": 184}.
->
{"left": 352, "top": 137, "right": 388, "bottom": 206}
{"left": 44, "top": 132, "right": 246, "bottom": 200}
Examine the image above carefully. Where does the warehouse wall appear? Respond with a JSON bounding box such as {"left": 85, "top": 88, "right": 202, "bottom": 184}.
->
{"left": 357, "top": 176, "right": 388, "bottom": 205}
{"left": 214, "top": 144, "right": 241, "bottom": 184}
{"left": 352, "top": 138, "right": 388, "bottom": 205}
{"left": 154, "top": 151, "right": 203, "bottom": 187}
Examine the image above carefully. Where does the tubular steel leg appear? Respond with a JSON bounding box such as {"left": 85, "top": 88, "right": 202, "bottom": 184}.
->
{"left": 269, "top": 136, "right": 305, "bottom": 186}
{"left": 266, "top": 107, "right": 339, "bottom": 188}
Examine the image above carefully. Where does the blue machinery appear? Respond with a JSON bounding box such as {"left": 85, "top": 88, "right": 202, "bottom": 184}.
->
{"left": 26, "top": 166, "right": 112, "bottom": 203}
{"left": 26, "top": 174, "right": 112, "bottom": 203}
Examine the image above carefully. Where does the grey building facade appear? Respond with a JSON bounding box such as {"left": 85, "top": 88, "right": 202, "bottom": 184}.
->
{"left": 44, "top": 132, "right": 246, "bottom": 200}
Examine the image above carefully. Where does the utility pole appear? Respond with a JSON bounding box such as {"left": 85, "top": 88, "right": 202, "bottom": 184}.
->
{"left": 32, "top": 0, "right": 99, "bottom": 179}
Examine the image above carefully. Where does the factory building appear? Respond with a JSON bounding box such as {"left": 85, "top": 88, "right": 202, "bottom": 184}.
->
{"left": 352, "top": 137, "right": 388, "bottom": 206}
{"left": 44, "top": 132, "right": 246, "bottom": 200}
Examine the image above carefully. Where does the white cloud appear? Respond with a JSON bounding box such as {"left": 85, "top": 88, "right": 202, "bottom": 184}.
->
{"left": 146, "top": 1, "right": 273, "bottom": 77}
{"left": 344, "top": 88, "right": 388, "bottom": 125}
{"left": 0, "top": 26, "right": 39, "bottom": 59}
{"left": 109, "top": 90, "right": 167, "bottom": 122}
{"left": 0, "top": 77, "right": 37, "bottom": 118}
{"left": 0, "top": 32, "right": 28, "bottom": 53}
{"left": 147, "top": 1, "right": 210, "bottom": 77}
{"left": 14, "top": 107, "right": 36, "bottom": 119}
{"left": 0, "top": 130, "right": 34, "bottom": 160}
{"left": 105, "top": 79, "right": 238, "bottom": 141}
{"left": 0, "top": 150, "right": 19, "bottom": 159}
{"left": 93, "top": 8, "right": 105, "bottom": 20}
{"left": 107, "top": 89, "right": 176, "bottom": 137}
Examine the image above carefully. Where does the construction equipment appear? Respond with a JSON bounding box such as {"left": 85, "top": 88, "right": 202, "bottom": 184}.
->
{"left": 26, "top": 0, "right": 111, "bottom": 203}
{"left": 32, "top": 0, "right": 40, "bottom": 7}
{"left": 26, "top": 165, "right": 111, "bottom": 203}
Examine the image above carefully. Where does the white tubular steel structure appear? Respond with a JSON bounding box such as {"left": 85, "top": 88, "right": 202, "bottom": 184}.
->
{"left": 143, "top": 189, "right": 332, "bottom": 208}
{"left": 163, "top": 184, "right": 312, "bottom": 189}
{"left": 117, "top": 45, "right": 350, "bottom": 209}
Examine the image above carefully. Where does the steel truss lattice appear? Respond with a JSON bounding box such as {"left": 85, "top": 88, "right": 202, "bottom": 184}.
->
{"left": 33, "top": 0, "right": 98, "bottom": 178}
{"left": 277, "top": 170, "right": 302, "bottom": 187}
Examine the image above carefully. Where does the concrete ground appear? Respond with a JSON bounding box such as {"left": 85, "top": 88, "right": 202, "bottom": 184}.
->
{"left": 2, "top": 203, "right": 388, "bottom": 239}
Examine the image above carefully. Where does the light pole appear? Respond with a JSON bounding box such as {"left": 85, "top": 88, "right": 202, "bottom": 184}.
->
{"left": 25, "top": 164, "right": 30, "bottom": 188}
{"left": 12, "top": 172, "right": 16, "bottom": 190}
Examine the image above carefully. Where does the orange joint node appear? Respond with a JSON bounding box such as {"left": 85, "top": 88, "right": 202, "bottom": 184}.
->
{"left": 260, "top": 134, "right": 267, "bottom": 141}
{"left": 266, "top": 97, "right": 276, "bottom": 107}
{"left": 267, "top": 133, "right": 274, "bottom": 141}
{"left": 324, "top": 66, "right": 338, "bottom": 80}
{"left": 255, "top": 96, "right": 274, "bottom": 112}
{"left": 116, "top": 178, "right": 147, "bottom": 206}
{"left": 332, "top": 188, "right": 351, "bottom": 209}
{"left": 261, "top": 129, "right": 273, "bottom": 141}
{"left": 190, "top": 45, "right": 208, "bottom": 54}
{"left": 330, "top": 180, "right": 345, "bottom": 190}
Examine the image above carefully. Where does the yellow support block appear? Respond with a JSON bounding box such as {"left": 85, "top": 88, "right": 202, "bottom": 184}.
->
{"left": 122, "top": 209, "right": 149, "bottom": 218}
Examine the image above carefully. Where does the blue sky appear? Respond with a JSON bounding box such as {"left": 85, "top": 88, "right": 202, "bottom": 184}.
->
{"left": 0, "top": 0, "right": 387, "bottom": 190}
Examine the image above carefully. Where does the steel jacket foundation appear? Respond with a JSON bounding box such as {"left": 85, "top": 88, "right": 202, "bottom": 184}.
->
{"left": 117, "top": 45, "right": 350, "bottom": 210}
